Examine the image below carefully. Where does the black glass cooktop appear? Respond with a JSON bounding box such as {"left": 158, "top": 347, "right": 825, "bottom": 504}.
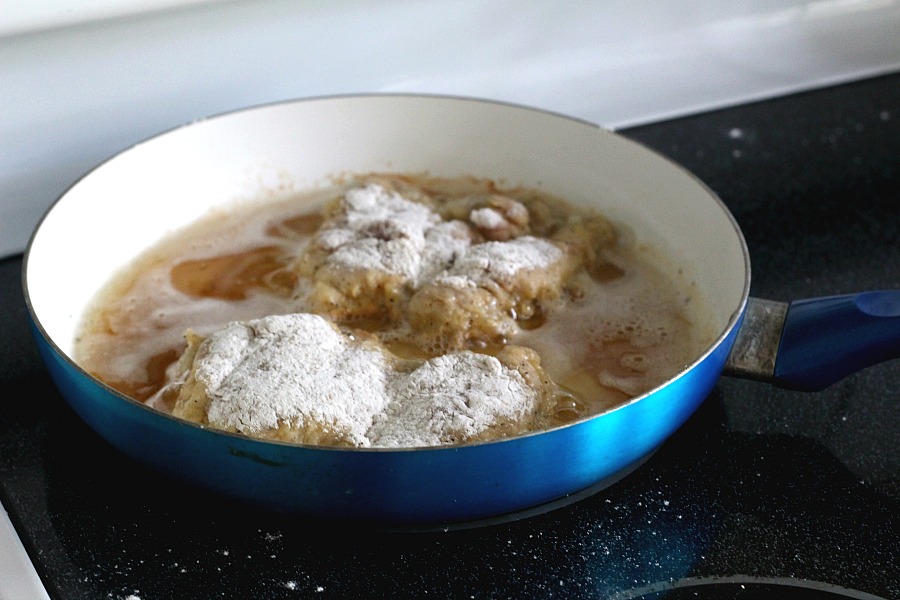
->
{"left": 1, "top": 73, "right": 898, "bottom": 600}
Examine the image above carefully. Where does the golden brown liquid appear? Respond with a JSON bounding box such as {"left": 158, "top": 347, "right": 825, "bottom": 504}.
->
{"left": 96, "top": 347, "right": 182, "bottom": 403}
{"left": 171, "top": 245, "right": 298, "bottom": 300}
{"left": 74, "top": 176, "right": 713, "bottom": 431}
{"left": 265, "top": 213, "right": 324, "bottom": 239}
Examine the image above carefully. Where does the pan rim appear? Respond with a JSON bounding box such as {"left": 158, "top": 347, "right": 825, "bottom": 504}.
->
{"left": 22, "top": 92, "right": 752, "bottom": 454}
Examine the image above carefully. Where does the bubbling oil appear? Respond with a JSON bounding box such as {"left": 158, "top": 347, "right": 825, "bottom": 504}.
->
{"left": 73, "top": 175, "right": 715, "bottom": 433}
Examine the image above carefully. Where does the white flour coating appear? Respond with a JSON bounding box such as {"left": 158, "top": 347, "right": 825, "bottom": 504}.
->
{"left": 436, "top": 236, "right": 562, "bottom": 287}
{"left": 370, "top": 352, "right": 535, "bottom": 447}
{"left": 317, "top": 183, "right": 460, "bottom": 280}
{"left": 191, "top": 313, "right": 536, "bottom": 447}
{"left": 469, "top": 207, "right": 508, "bottom": 229}
{"left": 415, "top": 220, "right": 473, "bottom": 285}
{"left": 194, "top": 314, "right": 391, "bottom": 446}
{"left": 316, "top": 184, "right": 559, "bottom": 288}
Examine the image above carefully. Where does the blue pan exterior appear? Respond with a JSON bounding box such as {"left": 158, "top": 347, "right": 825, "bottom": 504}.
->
{"left": 31, "top": 316, "right": 742, "bottom": 526}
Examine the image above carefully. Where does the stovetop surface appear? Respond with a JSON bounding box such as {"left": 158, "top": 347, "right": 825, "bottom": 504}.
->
{"left": 1, "top": 73, "right": 898, "bottom": 600}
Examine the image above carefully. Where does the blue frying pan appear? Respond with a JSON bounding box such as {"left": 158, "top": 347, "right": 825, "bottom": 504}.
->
{"left": 22, "top": 95, "right": 900, "bottom": 525}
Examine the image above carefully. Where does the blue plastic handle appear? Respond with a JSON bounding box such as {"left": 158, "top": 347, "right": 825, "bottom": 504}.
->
{"left": 773, "top": 290, "right": 900, "bottom": 391}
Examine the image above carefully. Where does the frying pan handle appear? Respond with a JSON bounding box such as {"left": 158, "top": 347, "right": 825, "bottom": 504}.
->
{"left": 773, "top": 291, "right": 900, "bottom": 391}
{"left": 725, "top": 291, "right": 900, "bottom": 391}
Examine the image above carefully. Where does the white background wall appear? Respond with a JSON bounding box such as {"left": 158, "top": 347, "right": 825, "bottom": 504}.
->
{"left": 2, "top": 0, "right": 899, "bottom": 259}
{"left": 1, "top": 2, "right": 899, "bottom": 598}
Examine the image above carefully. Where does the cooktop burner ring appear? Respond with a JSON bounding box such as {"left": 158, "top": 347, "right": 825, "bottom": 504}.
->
{"left": 615, "top": 576, "right": 888, "bottom": 600}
